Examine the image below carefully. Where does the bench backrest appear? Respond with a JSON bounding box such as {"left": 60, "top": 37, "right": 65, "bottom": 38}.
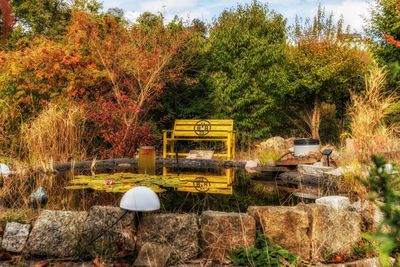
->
{"left": 172, "top": 119, "right": 233, "bottom": 138}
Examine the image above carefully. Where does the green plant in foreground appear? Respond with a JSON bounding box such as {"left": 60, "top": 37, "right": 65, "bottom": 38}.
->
{"left": 352, "top": 239, "right": 378, "bottom": 259}
{"left": 230, "top": 231, "right": 299, "bottom": 267}
{"left": 362, "top": 155, "right": 400, "bottom": 267}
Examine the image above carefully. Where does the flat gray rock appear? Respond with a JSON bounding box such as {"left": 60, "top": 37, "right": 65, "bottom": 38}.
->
{"left": 137, "top": 213, "right": 199, "bottom": 261}
{"left": 26, "top": 210, "right": 88, "bottom": 257}
{"left": 134, "top": 242, "right": 172, "bottom": 267}
{"left": 1, "top": 222, "right": 30, "bottom": 253}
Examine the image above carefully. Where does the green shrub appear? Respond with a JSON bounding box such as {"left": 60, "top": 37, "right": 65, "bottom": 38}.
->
{"left": 362, "top": 155, "right": 400, "bottom": 267}
{"left": 229, "top": 231, "right": 299, "bottom": 267}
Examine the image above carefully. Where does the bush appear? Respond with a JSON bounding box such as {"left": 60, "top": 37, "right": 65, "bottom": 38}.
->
{"left": 362, "top": 155, "right": 400, "bottom": 266}
{"left": 230, "top": 231, "right": 299, "bottom": 267}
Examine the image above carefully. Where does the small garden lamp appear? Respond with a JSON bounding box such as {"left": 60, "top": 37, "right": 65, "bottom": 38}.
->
{"left": 120, "top": 186, "right": 160, "bottom": 232}
{"left": 89, "top": 186, "right": 160, "bottom": 245}
{"left": 321, "top": 149, "right": 333, "bottom": 167}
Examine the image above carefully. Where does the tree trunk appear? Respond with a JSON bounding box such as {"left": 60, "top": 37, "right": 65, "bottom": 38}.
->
{"left": 311, "top": 96, "right": 321, "bottom": 139}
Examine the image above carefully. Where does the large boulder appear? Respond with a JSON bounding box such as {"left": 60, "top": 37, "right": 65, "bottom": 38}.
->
{"left": 247, "top": 206, "right": 310, "bottom": 260}
{"left": 1, "top": 222, "right": 30, "bottom": 253}
{"left": 26, "top": 210, "right": 87, "bottom": 257}
{"left": 301, "top": 204, "right": 362, "bottom": 262}
{"left": 133, "top": 242, "right": 172, "bottom": 267}
{"left": 200, "top": 211, "right": 256, "bottom": 262}
{"left": 81, "top": 206, "right": 136, "bottom": 257}
{"left": 137, "top": 213, "right": 199, "bottom": 261}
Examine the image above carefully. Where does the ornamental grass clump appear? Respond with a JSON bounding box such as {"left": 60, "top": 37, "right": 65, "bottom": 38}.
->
{"left": 346, "top": 66, "right": 400, "bottom": 163}
{"left": 21, "top": 99, "right": 87, "bottom": 167}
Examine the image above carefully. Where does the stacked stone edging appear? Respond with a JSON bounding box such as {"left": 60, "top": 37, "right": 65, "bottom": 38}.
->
{"left": 247, "top": 204, "right": 362, "bottom": 262}
{"left": 0, "top": 203, "right": 371, "bottom": 265}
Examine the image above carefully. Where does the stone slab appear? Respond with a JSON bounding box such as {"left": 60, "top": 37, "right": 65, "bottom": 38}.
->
{"left": 248, "top": 206, "right": 310, "bottom": 260}
{"left": 134, "top": 242, "right": 172, "bottom": 267}
{"left": 26, "top": 210, "right": 88, "bottom": 257}
{"left": 137, "top": 213, "right": 199, "bottom": 261}
{"left": 1, "top": 222, "right": 30, "bottom": 253}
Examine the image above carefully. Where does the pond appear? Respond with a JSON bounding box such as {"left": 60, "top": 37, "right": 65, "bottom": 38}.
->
{"left": 0, "top": 164, "right": 298, "bottom": 213}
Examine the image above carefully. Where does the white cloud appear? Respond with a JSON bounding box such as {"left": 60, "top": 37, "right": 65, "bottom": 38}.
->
{"left": 126, "top": 11, "right": 142, "bottom": 23}
{"left": 139, "top": 0, "right": 198, "bottom": 12}
{"left": 324, "top": 0, "right": 370, "bottom": 32}
{"left": 105, "top": 0, "right": 370, "bottom": 32}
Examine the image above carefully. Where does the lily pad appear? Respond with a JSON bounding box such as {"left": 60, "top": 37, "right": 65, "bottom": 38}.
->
{"left": 66, "top": 172, "right": 184, "bottom": 193}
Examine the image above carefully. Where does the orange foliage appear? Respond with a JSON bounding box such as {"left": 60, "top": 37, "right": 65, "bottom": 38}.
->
{"left": 0, "top": 0, "right": 13, "bottom": 37}
{"left": 66, "top": 12, "right": 193, "bottom": 156}
{"left": 383, "top": 34, "right": 400, "bottom": 47}
{"left": 0, "top": 11, "right": 193, "bottom": 157}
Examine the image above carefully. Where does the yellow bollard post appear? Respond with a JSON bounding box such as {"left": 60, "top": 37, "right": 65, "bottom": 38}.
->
{"left": 138, "top": 146, "right": 156, "bottom": 175}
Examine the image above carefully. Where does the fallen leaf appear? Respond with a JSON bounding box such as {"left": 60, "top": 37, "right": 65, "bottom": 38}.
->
{"left": 332, "top": 254, "right": 345, "bottom": 263}
{"left": 93, "top": 257, "right": 105, "bottom": 267}
{"left": 33, "top": 260, "right": 49, "bottom": 267}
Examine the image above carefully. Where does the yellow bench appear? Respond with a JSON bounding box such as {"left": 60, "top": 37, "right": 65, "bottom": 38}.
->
{"left": 162, "top": 119, "right": 236, "bottom": 160}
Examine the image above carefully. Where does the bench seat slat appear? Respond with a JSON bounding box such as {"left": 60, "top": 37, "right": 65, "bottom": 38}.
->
{"left": 175, "top": 119, "right": 233, "bottom": 124}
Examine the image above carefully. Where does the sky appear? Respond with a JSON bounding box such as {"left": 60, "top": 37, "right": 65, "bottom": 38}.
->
{"left": 101, "top": 0, "right": 371, "bottom": 33}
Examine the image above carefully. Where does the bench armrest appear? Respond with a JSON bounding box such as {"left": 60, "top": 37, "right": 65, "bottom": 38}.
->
{"left": 163, "top": 130, "right": 173, "bottom": 139}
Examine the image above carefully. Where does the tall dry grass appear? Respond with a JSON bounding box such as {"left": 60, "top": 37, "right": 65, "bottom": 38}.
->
{"left": 346, "top": 66, "right": 400, "bottom": 163}
{"left": 21, "top": 99, "right": 87, "bottom": 167}
{"left": 0, "top": 100, "right": 23, "bottom": 160}
{"left": 339, "top": 66, "right": 400, "bottom": 198}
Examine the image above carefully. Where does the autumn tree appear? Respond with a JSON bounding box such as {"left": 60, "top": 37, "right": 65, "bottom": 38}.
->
{"left": 0, "top": 10, "right": 193, "bottom": 157}
{"left": 206, "top": 1, "right": 290, "bottom": 141}
{"left": 288, "top": 6, "right": 370, "bottom": 139}
{"left": 67, "top": 12, "right": 193, "bottom": 156}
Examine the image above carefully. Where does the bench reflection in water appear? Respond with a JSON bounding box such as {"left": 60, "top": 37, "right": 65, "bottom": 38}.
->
{"left": 162, "top": 167, "right": 234, "bottom": 195}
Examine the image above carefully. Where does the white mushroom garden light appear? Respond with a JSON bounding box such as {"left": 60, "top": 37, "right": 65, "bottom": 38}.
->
{"left": 88, "top": 186, "right": 160, "bottom": 245}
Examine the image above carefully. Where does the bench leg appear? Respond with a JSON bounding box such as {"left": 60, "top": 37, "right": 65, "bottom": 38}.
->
{"left": 227, "top": 135, "right": 231, "bottom": 160}
{"left": 232, "top": 132, "right": 236, "bottom": 160}
{"left": 170, "top": 142, "right": 175, "bottom": 157}
{"left": 163, "top": 132, "right": 167, "bottom": 158}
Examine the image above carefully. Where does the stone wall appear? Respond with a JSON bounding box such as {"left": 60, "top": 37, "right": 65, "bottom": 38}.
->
{"left": 0, "top": 202, "right": 373, "bottom": 266}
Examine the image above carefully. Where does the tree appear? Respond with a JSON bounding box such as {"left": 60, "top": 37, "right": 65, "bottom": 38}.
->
{"left": 67, "top": 12, "right": 193, "bottom": 156}
{"left": 1, "top": 0, "right": 101, "bottom": 49}
{"left": 0, "top": 10, "right": 194, "bottom": 157}
{"left": 288, "top": 6, "right": 370, "bottom": 139}
{"left": 366, "top": 0, "right": 400, "bottom": 89}
{"left": 366, "top": 0, "right": 400, "bottom": 64}
{"left": 206, "top": 1, "right": 290, "bottom": 141}
{"left": 151, "top": 18, "right": 212, "bottom": 131}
